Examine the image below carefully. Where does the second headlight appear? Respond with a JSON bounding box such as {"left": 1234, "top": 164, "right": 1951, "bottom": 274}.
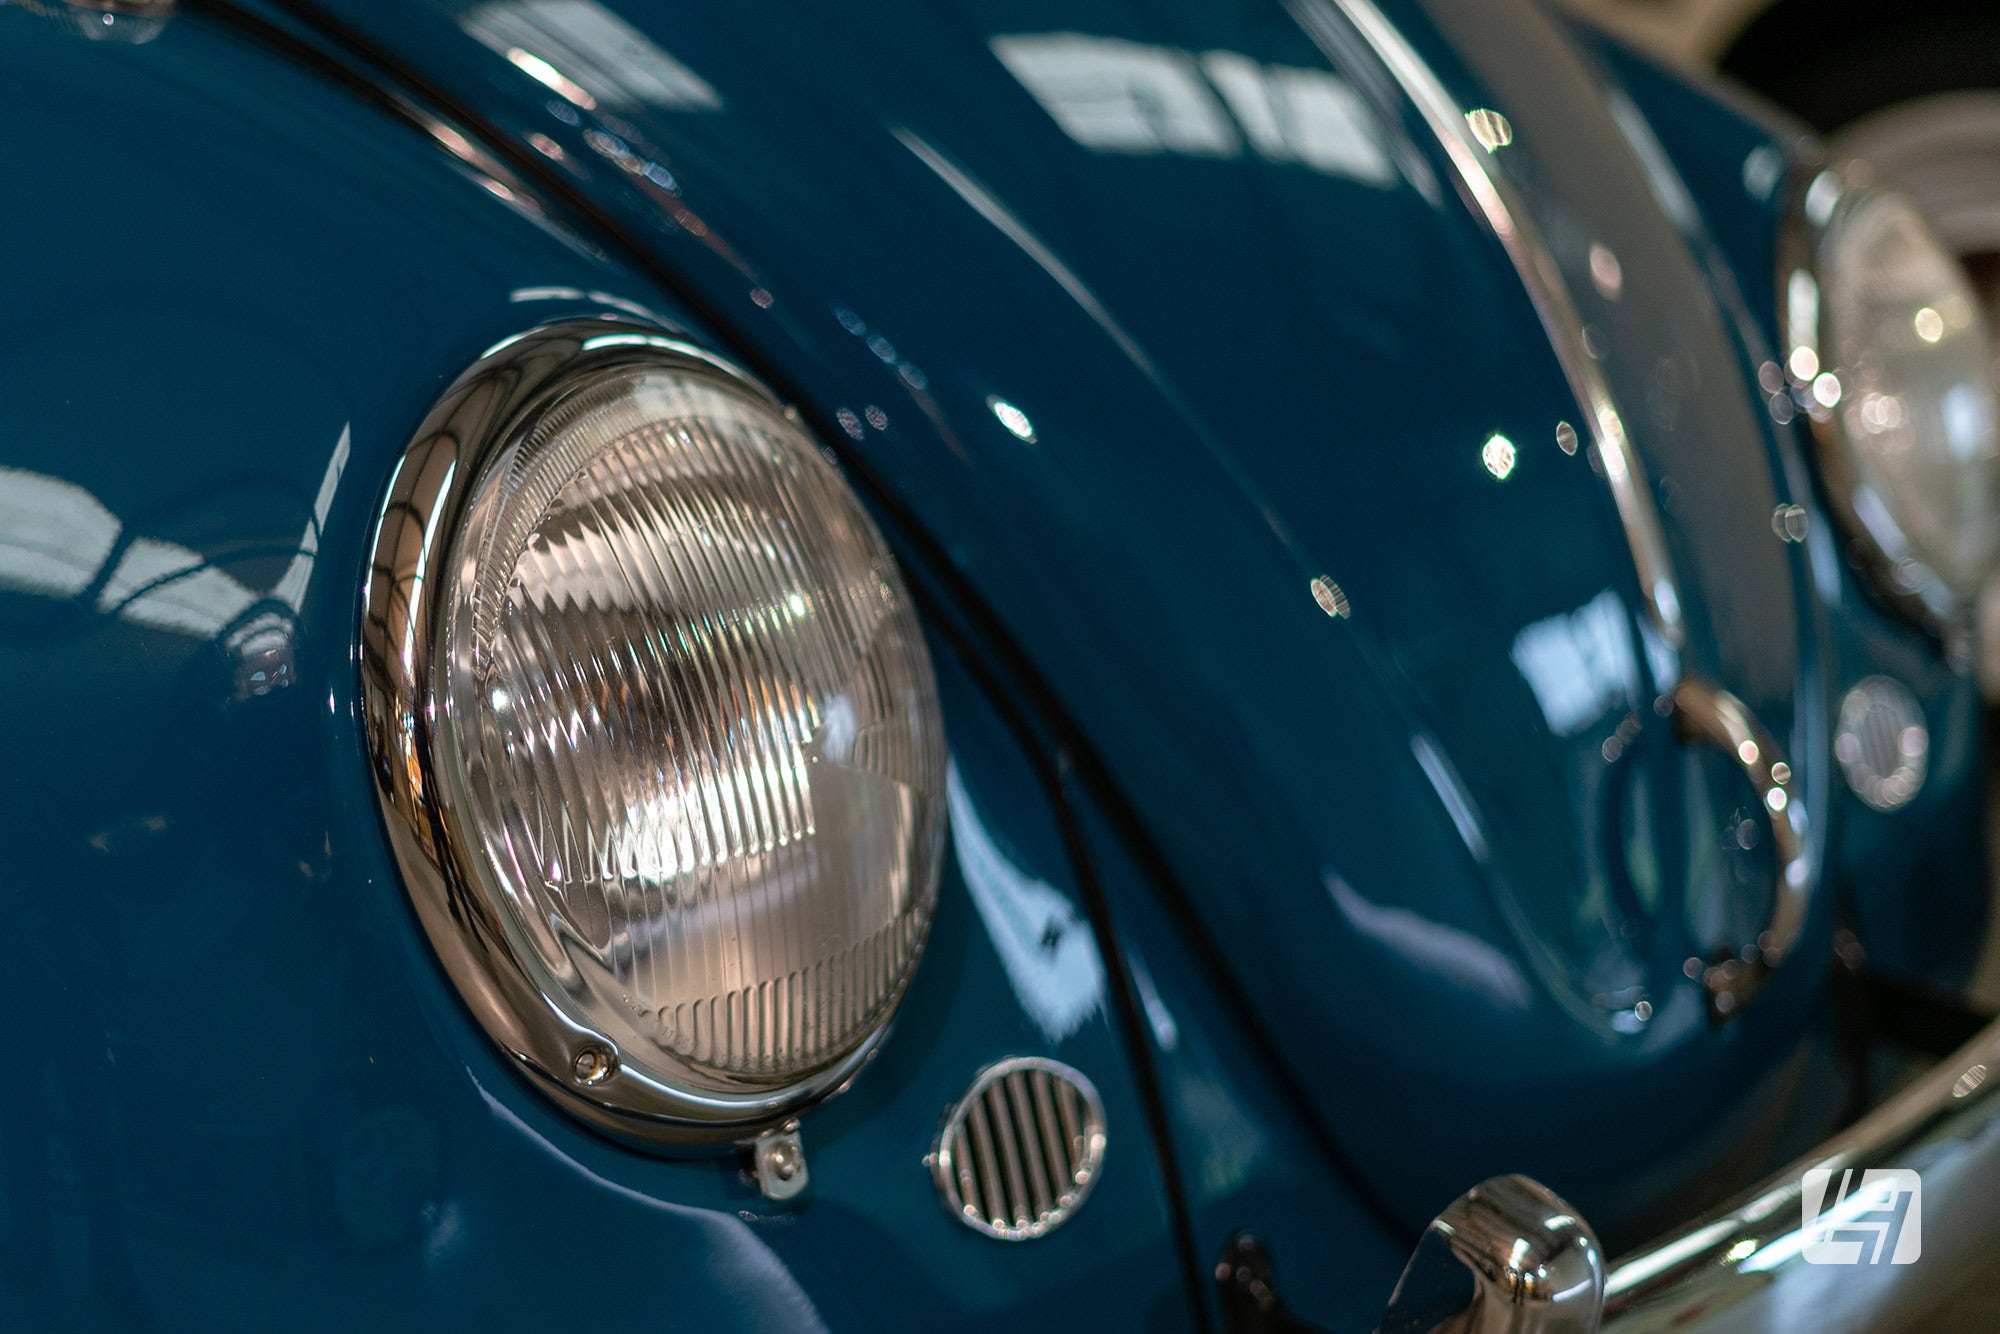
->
{"left": 1781, "top": 165, "right": 2000, "bottom": 621}
{"left": 362, "top": 321, "right": 946, "bottom": 1146}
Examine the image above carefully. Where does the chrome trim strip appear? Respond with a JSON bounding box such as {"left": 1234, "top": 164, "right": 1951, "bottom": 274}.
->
{"left": 1601, "top": 1010, "right": 2000, "bottom": 1329}
{"left": 1286, "top": 0, "right": 1822, "bottom": 1014}
{"left": 359, "top": 317, "right": 887, "bottom": 1148}
{"left": 1287, "top": 0, "right": 1685, "bottom": 651}
{"left": 1379, "top": 1012, "right": 2000, "bottom": 1330}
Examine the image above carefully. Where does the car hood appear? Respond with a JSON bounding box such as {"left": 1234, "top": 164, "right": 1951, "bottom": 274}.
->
{"left": 315, "top": 0, "right": 1830, "bottom": 1228}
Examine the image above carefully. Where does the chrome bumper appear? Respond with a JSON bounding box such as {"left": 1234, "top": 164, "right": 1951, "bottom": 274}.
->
{"left": 1379, "top": 1013, "right": 2000, "bottom": 1332}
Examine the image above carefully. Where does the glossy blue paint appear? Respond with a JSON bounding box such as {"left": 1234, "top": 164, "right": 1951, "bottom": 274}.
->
{"left": 1055, "top": 776, "right": 1416, "bottom": 1333}
{"left": 2, "top": 0, "right": 1989, "bottom": 1323}
{"left": 0, "top": 8, "right": 1190, "bottom": 1327}
{"left": 282, "top": 0, "right": 1881, "bottom": 1232}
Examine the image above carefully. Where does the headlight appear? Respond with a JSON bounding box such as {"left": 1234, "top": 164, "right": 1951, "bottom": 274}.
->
{"left": 1780, "top": 165, "right": 2000, "bottom": 620}
{"left": 362, "top": 322, "right": 946, "bottom": 1146}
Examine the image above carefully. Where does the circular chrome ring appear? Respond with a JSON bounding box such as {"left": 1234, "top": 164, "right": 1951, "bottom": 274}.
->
{"left": 1672, "top": 678, "right": 1815, "bottom": 1018}
{"left": 359, "top": 318, "right": 887, "bottom": 1148}
{"left": 931, "top": 1058, "right": 1107, "bottom": 1241}
{"left": 1836, "top": 675, "right": 1930, "bottom": 813}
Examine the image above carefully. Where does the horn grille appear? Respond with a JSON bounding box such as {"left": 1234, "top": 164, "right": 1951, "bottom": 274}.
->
{"left": 1835, "top": 675, "right": 1928, "bottom": 812}
{"left": 931, "top": 1057, "right": 1105, "bottom": 1241}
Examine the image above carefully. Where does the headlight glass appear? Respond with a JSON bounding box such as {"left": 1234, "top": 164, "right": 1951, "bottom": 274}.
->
{"left": 1786, "top": 170, "right": 2000, "bottom": 615}
{"left": 365, "top": 324, "right": 946, "bottom": 1142}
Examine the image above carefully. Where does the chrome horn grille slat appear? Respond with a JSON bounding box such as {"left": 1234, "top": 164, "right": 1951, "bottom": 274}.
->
{"left": 931, "top": 1057, "right": 1105, "bottom": 1241}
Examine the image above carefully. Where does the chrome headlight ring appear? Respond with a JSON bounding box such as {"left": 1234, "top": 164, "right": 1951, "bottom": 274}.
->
{"left": 360, "top": 319, "right": 947, "bottom": 1149}
{"left": 1777, "top": 160, "right": 2000, "bottom": 627}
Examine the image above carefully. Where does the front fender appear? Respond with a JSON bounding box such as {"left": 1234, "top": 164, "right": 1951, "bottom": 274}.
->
{"left": 0, "top": 8, "right": 1191, "bottom": 1327}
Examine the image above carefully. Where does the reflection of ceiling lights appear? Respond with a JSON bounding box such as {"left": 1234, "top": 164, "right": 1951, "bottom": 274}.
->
{"left": 0, "top": 424, "right": 348, "bottom": 644}
{"left": 990, "top": 32, "right": 1394, "bottom": 185}
{"left": 97, "top": 537, "right": 259, "bottom": 637}
{"left": 946, "top": 764, "right": 1104, "bottom": 1046}
{"left": 991, "top": 33, "right": 1237, "bottom": 158}
{"left": 1508, "top": 589, "right": 1638, "bottom": 738}
{"left": 0, "top": 464, "right": 121, "bottom": 599}
{"left": 1200, "top": 48, "right": 1395, "bottom": 183}
{"left": 463, "top": 0, "right": 721, "bottom": 112}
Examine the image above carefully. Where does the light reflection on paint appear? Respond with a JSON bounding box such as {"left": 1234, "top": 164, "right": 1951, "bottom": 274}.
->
{"left": 987, "top": 396, "right": 1036, "bottom": 443}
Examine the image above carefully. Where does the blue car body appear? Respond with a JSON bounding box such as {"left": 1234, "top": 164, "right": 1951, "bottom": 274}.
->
{"left": 0, "top": 0, "right": 1984, "bottom": 1328}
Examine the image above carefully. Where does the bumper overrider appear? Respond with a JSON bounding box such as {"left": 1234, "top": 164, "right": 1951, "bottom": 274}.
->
{"left": 1378, "top": 1012, "right": 2000, "bottom": 1331}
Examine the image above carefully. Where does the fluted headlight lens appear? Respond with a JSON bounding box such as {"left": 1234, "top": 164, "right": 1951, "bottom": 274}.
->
{"left": 366, "top": 328, "right": 946, "bottom": 1139}
{"left": 1793, "top": 176, "right": 2000, "bottom": 610}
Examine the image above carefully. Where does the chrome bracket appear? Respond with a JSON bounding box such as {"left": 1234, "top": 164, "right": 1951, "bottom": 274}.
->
{"left": 750, "top": 1123, "right": 809, "bottom": 1202}
{"left": 1379, "top": 1175, "right": 1604, "bottom": 1334}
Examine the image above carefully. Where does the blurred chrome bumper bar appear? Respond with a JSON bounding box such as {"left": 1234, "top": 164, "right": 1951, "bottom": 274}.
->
{"left": 1380, "top": 1012, "right": 2000, "bottom": 1332}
